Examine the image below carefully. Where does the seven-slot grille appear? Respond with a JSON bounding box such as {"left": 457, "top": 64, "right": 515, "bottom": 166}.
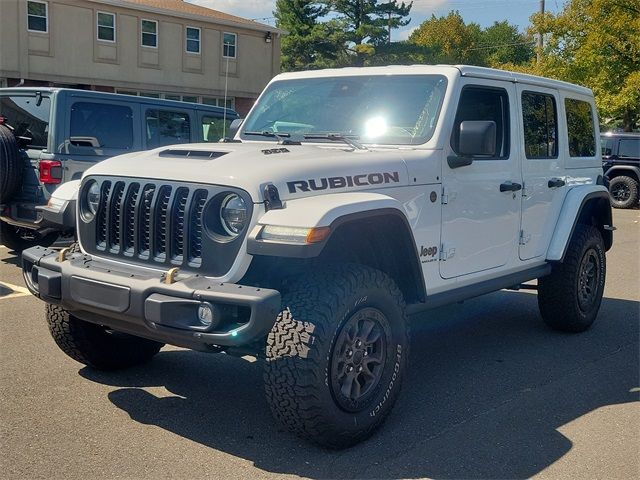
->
{"left": 93, "top": 180, "right": 210, "bottom": 268}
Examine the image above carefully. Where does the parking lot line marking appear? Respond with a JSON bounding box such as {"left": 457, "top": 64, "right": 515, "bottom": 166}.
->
{"left": 0, "top": 281, "right": 32, "bottom": 300}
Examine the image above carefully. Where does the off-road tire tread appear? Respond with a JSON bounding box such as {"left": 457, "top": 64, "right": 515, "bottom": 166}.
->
{"left": 538, "top": 224, "right": 605, "bottom": 332}
{"left": 264, "top": 264, "right": 408, "bottom": 449}
{"left": 608, "top": 175, "right": 638, "bottom": 209}
{"left": 46, "top": 303, "right": 163, "bottom": 370}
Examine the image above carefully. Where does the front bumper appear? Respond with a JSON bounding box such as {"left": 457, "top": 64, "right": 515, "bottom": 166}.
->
{"left": 22, "top": 246, "right": 281, "bottom": 350}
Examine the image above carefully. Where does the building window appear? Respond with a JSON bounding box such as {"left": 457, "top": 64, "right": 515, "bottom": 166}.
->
{"left": 223, "top": 32, "right": 237, "bottom": 58}
{"left": 186, "top": 26, "right": 200, "bottom": 54}
{"left": 522, "top": 91, "right": 558, "bottom": 159}
{"left": 203, "top": 97, "right": 235, "bottom": 110}
{"left": 141, "top": 19, "right": 158, "bottom": 48}
{"left": 27, "top": 1, "right": 48, "bottom": 33}
{"left": 565, "top": 98, "right": 596, "bottom": 157}
{"left": 182, "top": 96, "right": 198, "bottom": 104}
{"left": 97, "top": 12, "right": 116, "bottom": 42}
{"left": 164, "top": 95, "right": 181, "bottom": 101}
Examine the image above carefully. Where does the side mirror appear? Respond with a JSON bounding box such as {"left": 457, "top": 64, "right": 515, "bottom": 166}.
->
{"left": 228, "top": 118, "right": 244, "bottom": 138}
{"left": 458, "top": 120, "right": 496, "bottom": 157}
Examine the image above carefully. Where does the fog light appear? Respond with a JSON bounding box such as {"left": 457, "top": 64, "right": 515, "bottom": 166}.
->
{"left": 197, "top": 302, "right": 215, "bottom": 327}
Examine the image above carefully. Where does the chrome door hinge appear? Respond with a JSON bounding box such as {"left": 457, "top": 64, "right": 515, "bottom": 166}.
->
{"left": 521, "top": 182, "right": 528, "bottom": 197}
{"left": 519, "top": 230, "right": 531, "bottom": 245}
{"left": 441, "top": 187, "right": 449, "bottom": 205}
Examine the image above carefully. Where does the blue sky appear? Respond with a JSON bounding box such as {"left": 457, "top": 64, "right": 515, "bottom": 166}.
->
{"left": 191, "top": 0, "right": 563, "bottom": 39}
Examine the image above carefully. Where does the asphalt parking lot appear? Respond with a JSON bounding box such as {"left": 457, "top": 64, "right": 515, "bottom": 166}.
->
{"left": 1, "top": 209, "right": 638, "bottom": 480}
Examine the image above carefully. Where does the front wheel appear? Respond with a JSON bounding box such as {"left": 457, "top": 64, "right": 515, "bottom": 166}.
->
{"left": 538, "top": 225, "right": 606, "bottom": 332}
{"left": 264, "top": 264, "right": 409, "bottom": 449}
{"left": 46, "top": 304, "right": 164, "bottom": 370}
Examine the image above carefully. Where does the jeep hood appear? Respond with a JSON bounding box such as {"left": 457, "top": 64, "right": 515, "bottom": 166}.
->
{"left": 84, "top": 143, "right": 412, "bottom": 201}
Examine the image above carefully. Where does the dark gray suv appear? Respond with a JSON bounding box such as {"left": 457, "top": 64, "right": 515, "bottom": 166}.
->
{"left": 601, "top": 132, "right": 640, "bottom": 209}
{"left": 0, "top": 88, "right": 238, "bottom": 251}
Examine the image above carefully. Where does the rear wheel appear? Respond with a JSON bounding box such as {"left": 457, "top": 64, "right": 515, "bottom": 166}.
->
{"left": 608, "top": 175, "right": 638, "bottom": 209}
{"left": 0, "top": 124, "right": 22, "bottom": 202}
{"left": 538, "top": 225, "right": 606, "bottom": 332}
{"left": 264, "top": 264, "right": 409, "bottom": 449}
{"left": 0, "top": 221, "right": 58, "bottom": 252}
{"left": 46, "top": 304, "right": 164, "bottom": 370}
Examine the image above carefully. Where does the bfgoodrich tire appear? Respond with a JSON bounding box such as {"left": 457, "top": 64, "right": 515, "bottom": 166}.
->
{"left": 264, "top": 264, "right": 409, "bottom": 449}
{"left": 608, "top": 175, "right": 638, "bottom": 209}
{"left": 538, "top": 225, "right": 606, "bottom": 332}
{"left": 46, "top": 304, "right": 164, "bottom": 370}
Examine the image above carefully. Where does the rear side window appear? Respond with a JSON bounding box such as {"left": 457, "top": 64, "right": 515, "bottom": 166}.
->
{"left": 451, "top": 86, "right": 510, "bottom": 159}
{"left": 70, "top": 102, "right": 133, "bottom": 149}
{"left": 522, "top": 92, "right": 558, "bottom": 159}
{"left": 146, "top": 109, "right": 191, "bottom": 148}
{"left": 618, "top": 138, "right": 640, "bottom": 158}
{"left": 0, "top": 95, "right": 50, "bottom": 148}
{"left": 565, "top": 98, "right": 596, "bottom": 157}
{"left": 201, "top": 115, "right": 232, "bottom": 142}
{"left": 601, "top": 137, "right": 615, "bottom": 156}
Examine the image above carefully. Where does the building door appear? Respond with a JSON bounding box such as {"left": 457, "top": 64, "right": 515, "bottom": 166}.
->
{"left": 440, "top": 81, "right": 522, "bottom": 279}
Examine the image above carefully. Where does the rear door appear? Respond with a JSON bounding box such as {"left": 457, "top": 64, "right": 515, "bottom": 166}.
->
{"left": 517, "top": 86, "right": 567, "bottom": 260}
{"left": 440, "top": 80, "right": 522, "bottom": 279}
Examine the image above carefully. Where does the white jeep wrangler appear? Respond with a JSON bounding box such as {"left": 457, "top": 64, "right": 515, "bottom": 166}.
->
{"left": 22, "top": 65, "right": 613, "bottom": 449}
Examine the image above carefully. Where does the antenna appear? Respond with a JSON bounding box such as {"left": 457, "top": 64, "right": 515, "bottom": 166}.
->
{"left": 222, "top": 55, "right": 229, "bottom": 139}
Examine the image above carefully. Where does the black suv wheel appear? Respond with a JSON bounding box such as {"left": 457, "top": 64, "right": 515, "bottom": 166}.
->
{"left": 608, "top": 175, "right": 638, "bottom": 209}
{"left": 264, "top": 264, "right": 409, "bottom": 449}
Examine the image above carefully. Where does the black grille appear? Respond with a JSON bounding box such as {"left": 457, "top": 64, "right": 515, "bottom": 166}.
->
{"left": 94, "top": 181, "right": 211, "bottom": 267}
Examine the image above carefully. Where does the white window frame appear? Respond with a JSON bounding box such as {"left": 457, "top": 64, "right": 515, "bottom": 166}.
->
{"left": 96, "top": 11, "right": 116, "bottom": 43}
{"left": 223, "top": 32, "right": 237, "bottom": 59}
{"left": 185, "top": 26, "right": 201, "bottom": 54}
{"left": 27, "top": 0, "right": 48, "bottom": 34}
{"left": 141, "top": 19, "right": 158, "bottom": 48}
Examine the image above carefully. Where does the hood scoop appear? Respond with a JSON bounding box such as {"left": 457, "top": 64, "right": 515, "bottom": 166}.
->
{"left": 158, "top": 149, "right": 229, "bottom": 160}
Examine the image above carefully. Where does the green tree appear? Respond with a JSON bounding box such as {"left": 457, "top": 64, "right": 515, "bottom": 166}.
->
{"left": 408, "top": 11, "right": 485, "bottom": 65}
{"left": 274, "top": 0, "right": 340, "bottom": 70}
{"left": 481, "top": 21, "right": 535, "bottom": 67}
{"left": 526, "top": 0, "right": 640, "bottom": 131}
{"left": 324, "top": 0, "right": 413, "bottom": 66}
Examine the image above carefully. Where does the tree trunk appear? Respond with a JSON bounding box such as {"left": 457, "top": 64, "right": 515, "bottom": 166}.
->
{"left": 622, "top": 109, "right": 633, "bottom": 132}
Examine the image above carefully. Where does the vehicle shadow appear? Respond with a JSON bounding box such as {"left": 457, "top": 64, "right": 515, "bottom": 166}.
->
{"left": 80, "top": 290, "right": 639, "bottom": 479}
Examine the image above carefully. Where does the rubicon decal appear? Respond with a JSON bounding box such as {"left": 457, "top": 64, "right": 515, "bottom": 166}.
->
{"left": 287, "top": 171, "right": 400, "bottom": 194}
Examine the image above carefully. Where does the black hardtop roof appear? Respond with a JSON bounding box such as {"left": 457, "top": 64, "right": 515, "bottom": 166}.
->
{"left": 0, "top": 87, "right": 239, "bottom": 117}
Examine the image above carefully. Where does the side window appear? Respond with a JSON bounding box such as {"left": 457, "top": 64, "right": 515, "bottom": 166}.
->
{"left": 146, "top": 109, "right": 191, "bottom": 148}
{"left": 97, "top": 12, "right": 116, "bottom": 42}
{"left": 451, "top": 86, "right": 510, "bottom": 159}
{"left": 565, "top": 98, "right": 596, "bottom": 157}
{"left": 201, "top": 115, "right": 232, "bottom": 142}
{"left": 522, "top": 91, "right": 558, "bottom": 159}
{"left": 601, "top": 137, "right": 614, "bottom": 156}
{"left": 618, "top": 139, "right": 640, "bottom": 158}
{"left": 27, "top": 1, "right": 48, "bottom": 33}
{"left": 141, "top": 19, "right": 158, "bottom": 48}
{"left": 69, "top": 102, "right": 133, "bottom": 150}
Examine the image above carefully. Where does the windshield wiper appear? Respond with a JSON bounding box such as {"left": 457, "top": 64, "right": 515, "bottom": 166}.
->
{"left": 244, "top": 131, "right": 290, "bottom": 139}
{"left": 303, "top": 133, "right": 366, "bottom": 150}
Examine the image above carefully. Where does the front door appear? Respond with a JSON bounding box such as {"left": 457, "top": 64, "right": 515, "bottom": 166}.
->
{"left": 440, "top": 81, "right": 522, "bottom": 279}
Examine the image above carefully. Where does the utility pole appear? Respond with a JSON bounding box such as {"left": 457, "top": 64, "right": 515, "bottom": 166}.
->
{"left": 537, "top": 0, "right": 545, "bottom": 64}
{"left": 388, "top": 11, "right": 392, "bottom": 44}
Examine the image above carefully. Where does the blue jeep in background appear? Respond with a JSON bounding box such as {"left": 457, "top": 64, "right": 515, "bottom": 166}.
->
{"left": 0, "top": 88, "right": 238, "bottom": 251}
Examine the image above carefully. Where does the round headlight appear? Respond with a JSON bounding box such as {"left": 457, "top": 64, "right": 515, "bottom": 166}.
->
{"left": 220, "top": 194, "right": 247, "bottom": 236}
{"left": 81, "top": 180, "right": 100, "bottom": 221}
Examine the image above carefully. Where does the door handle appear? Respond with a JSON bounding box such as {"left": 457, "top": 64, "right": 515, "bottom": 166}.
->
{"left": 500, "top": 181, "right": 522, "bottom": 192}
{"left": 548, "top": 178, "right": 566, "bottom": 188}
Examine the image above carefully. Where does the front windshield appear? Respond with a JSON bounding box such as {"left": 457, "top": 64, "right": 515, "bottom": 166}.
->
{"left": 241, "top": 74, "right": 448, "bottom": 145}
